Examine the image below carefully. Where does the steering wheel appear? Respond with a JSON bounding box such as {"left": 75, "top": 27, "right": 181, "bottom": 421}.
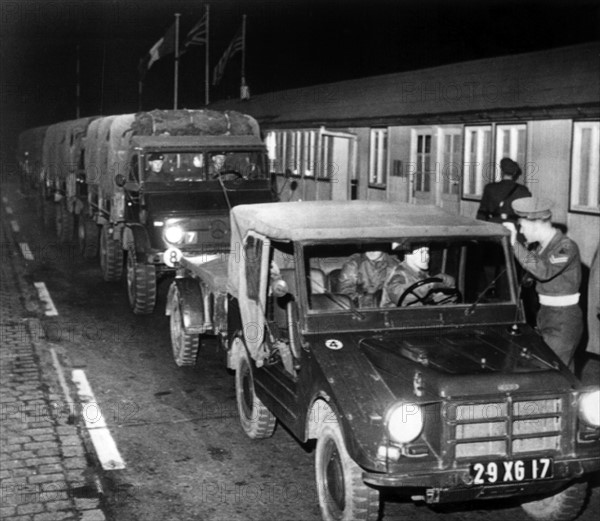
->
{"left": 397, "top": 277, "right": 462, "bottom": 307}
{"left": 211, "top": 169, "right": 244, "bottom": 180}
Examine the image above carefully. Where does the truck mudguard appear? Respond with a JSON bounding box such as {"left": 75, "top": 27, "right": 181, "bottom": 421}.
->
{"left": 166, "top": 278, "right": 206, "bottom": 334}
{"left": 122, "top": 224, "right": 152, "bottom": 263}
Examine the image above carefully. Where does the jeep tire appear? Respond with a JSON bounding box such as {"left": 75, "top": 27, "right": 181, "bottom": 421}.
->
{"left": 99, "top": 224, "right": 123, "bottom": 281}
{"left": 521, "top": 480, "right": 588, "bottom": 521}
{"left": 169, "top": 288, "right": 200, "bottom": 366}
{"left": 126, "top": 247, "right": 157, "bottom": 315}
{"left": 315, "top": 416, "right": 380, "bottom": 521}
{"left": 235, "top": 340, "right": 276, "bottom": 439}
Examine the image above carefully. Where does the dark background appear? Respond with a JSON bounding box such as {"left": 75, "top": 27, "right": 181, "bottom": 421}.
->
{"left": 1, "top": 0, "right": 598, "bottom": 159}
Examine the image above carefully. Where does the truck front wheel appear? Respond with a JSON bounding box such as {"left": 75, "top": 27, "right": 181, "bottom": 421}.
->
{"left": 520, "top": 480, "right": 588, "bottom": 521}
{"left": 55, "top": 202, "right": 74, "bottom": 243}
{"left": 99, "top": 224, "right": 123, "bottom": 281}
{"left": 78, "top": 216, "right": 99, "bottom": 259}
{"left": 126, "top": 248, "right": 157, "bottom": 314}
{"left": 235, "top": 340, "right": 276, "bottom": 439}
{"left": 169, "top": 295, "right": 200, "bottom": 366}
{"left": 315, "top": 418, "right": 380, "bottom": 521}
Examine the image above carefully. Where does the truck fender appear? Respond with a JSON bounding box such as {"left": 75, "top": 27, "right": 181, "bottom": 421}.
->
{"left": 122, "top": 224, "right": 151, "bottom": 263}
{"left": 166, "top": 278, "right": 206, "bottom": 335}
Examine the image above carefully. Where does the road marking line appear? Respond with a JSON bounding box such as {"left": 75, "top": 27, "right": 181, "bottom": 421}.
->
{"left": 20, "top": 242, "right": 35, "bottom": 261}
{"left": 50, "top": 347, "right": 74, "bottom": 406}
{"left": 1, "top": 196, "right": 8, "bottom": 204}
{"left": 33, "top": 282, "right": 59, "bottom": 316}
{"left": 10, "top": 220, "right": 20, "bottom": 233}
{"left": 72, "top": 369, "right": 126, "bottom": 470}
{"left": 5, "top": 206, "right": 13, "bottom": 214}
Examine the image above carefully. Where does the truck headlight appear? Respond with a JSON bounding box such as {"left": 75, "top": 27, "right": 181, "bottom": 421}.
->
{"left": 386, "top": 402, "right": 424, "bottom": 444}
{"left": 579, "top": 390, "right": 600, "bottom": 427}
{"left": 164, "top": 225, "right": 184, "bottom": 244}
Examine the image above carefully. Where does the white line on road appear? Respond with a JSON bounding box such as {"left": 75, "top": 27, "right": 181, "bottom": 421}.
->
{"left": 5, "top": 206, "right": 13, "bottom": 214}
{"left": 1, "top": 196, "right": 8, "bottom": 204}
{"left": 72, "top": 369, "right": 126, "bottom": 470}
{"left": 33, "top": 282, "right": 59, "bottom": 316}
{"left": 19, "top": 242, "right": 34, "bottom": 261}
{"left": 10, "top": 220, "right": 20, "bottom": 233}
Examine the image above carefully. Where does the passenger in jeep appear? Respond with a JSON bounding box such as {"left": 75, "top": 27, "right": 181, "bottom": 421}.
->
{"left": 381, "top": 246, "right": 456, "bottom": 306}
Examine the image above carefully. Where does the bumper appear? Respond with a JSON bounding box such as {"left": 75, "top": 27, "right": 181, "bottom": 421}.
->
{"left": 363, "top": 457, "right": 600, "bottom": 503}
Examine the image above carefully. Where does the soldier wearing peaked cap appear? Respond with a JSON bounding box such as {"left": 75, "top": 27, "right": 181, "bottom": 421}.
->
{"left": 503, "top": 197, "right": 583, "bottom": 368}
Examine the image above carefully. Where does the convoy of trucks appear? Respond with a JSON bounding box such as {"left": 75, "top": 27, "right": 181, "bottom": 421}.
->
{"left": 17, "top": 109, "right": 276, "bottom": 313}
{"left": 17, "top": 115, "right": 600, "bottom": 521}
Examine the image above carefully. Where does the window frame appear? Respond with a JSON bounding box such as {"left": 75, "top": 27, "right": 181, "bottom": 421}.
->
{"left": 570, "top": 121, "right": 600, "bottom": 215}
{"left": 368, "top": 128, "right": 388, "bottom": 188}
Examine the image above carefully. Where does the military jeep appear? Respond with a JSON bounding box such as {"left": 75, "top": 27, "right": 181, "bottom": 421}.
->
{"left": 169, "top": 201, "right": 600, "bottom": 521}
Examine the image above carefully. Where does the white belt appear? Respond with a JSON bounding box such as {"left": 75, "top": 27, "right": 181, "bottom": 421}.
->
{"left": 539, "top": 293, "right": 580, "bottom": 306}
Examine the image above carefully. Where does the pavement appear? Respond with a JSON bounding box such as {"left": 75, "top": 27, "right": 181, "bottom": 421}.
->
{"left": 0, "top": 188, "right": 106, "bottom": 521}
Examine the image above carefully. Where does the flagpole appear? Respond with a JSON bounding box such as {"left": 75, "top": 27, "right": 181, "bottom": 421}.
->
{"left": 240, "top": 14, "right": 247, "bottom": 99}
{"left": 76, "top": 44, "right": 81, "bottom": 118}
{"left": 205, "top": 5, "right": 210, "bottom": 106}
{"left": 174, "top": 13, "right": 180, "bottom": 110}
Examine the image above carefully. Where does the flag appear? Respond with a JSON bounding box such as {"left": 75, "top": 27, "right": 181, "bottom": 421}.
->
{"left": 139, "top": 22, "right": 176, "bottom": 77}
{"left": 212, "top": 25, "right": 243, "bottom": 86}
{"left": 184, "top": 13, "right": 208, "bottom": 47}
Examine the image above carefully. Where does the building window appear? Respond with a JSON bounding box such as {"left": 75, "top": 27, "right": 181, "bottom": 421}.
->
{"left": 495, "top": 124, "right": 526, "bottom": 181}
{"left": 463, "top": 125, "right": 492, "bottom": 198}
{"left": 369, "top": 128, "right": 387, "bottom": 186}
{"left": 442, "top": 132, "right": 461, "bottom": 195}
{"left": 415, "top": 133, "right": 432, "bottom": 192}
{"left": 571, "top": 122, "right": 600, "bottom": 214}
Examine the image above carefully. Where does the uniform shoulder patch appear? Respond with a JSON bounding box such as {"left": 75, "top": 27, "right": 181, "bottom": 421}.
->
{"left": 549, "top": 255, "right": 569, "bottom": 264}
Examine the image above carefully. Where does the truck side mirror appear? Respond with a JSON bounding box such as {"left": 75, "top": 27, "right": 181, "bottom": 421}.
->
{"left": 115, "top": 174, "right": 126, "bottom": 187}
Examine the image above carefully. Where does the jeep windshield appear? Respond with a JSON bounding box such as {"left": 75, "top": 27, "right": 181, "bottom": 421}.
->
{"left": 303, "top": 237, "right": 516, "bottom": 315}
{"left": 143, "top": 150, "right": 269, "bottom": 184}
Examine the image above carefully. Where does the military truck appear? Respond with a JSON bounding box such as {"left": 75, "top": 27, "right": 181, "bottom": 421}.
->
{"left": 20, "top": 109, "right": 275, "bottom": 314}
{"left": 167, "top": 200, "right": 600, "bottom": 521}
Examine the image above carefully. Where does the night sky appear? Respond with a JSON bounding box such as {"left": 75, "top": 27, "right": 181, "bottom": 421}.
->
{"left": 1, "top": 0, "right": 598, "bottom": 157}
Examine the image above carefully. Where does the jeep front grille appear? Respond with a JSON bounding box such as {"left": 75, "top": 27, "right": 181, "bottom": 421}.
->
{"left": 449, "top": 397, "right": 562, "bottom": 459}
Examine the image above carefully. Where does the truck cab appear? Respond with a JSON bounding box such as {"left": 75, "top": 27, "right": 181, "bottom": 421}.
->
{"left": 178, "top": 201, "right": 599, "bottom": 521}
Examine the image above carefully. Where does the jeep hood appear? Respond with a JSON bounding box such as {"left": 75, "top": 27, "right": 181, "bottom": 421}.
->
{"left": 358, "top": 327, "right": 576, "bottom": 399}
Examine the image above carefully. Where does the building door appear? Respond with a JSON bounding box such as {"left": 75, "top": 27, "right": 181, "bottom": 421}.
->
{"left": 438, "top": 128, "right": 462, "bottom": 214}
{"left": 410, "top": 130, "right": 435, "bottom": 205}
{"left": 320, "top": 129, "right": 357, "bottom": 201}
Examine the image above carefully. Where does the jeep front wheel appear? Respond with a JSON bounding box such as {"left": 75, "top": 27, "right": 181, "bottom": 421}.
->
{"left": 521, "top": 480, "right": 588, "bottom": 521}
{"left": 169, "top": 293, "right": 200, "bottom": 367}
{"left": 315, "top": 418, "right": 380, "bottom": 521}
{"left": 234, "top": 340, "right": 276, "bottom": 439}
{"left": 126, "top": 248, "right": 157, "bottom": 315}
{"left": 99, "top": 224, "right": 123, "bottom": 281}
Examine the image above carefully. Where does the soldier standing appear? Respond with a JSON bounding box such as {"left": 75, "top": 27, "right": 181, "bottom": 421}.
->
{"left": 503, "top": 197, "right": 583, "bottom": 368}
{"left": 477, "top": 157, "right": 531, "bottom": 223}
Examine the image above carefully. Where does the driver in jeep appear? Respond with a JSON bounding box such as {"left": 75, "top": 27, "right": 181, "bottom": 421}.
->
{"left": 381, "top": 245, "right": 456, "bottom": 306}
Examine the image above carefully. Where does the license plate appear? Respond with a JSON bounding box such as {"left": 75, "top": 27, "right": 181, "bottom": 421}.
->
{"left": 470, "top": 457, "right": 553, "bottom": 485}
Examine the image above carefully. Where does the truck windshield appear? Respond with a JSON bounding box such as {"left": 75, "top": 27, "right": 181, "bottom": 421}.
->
{"left": 144, "top": 150, "right": 268, "bottom": 183}
{"left": 303, "top": 238, "right": 513, "bottom": 312}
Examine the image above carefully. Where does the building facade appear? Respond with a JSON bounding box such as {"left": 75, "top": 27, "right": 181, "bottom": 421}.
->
{"left": 212, "top": 43, "right": 600, "bottom": 264}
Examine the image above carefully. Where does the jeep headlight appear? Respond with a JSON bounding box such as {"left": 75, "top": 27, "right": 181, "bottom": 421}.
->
{"left": 164, "top": 224, "right": 184, "bottom": 244}
{"left": 386, "top": 402, "right": 424, "bottom": 444}
{"left": 579, "top": 390, "right": 600, "bottom": 427}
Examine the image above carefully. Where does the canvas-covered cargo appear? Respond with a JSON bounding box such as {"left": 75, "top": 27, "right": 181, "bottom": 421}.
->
{"left": 84, "top": 116, "right": 116, "bottom": 185}
{"left": 130, "top": 109, "right": 260, "bottom": 137}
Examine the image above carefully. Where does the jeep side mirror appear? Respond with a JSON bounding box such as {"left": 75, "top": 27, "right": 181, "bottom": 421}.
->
{"left": 272, "top": 279, "right": 289, "bottom": 298}
{"left": 115, "top": 174, "right": 126, "bottom": 187}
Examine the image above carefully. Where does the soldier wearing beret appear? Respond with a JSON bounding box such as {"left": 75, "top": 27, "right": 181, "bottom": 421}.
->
{"left": 145, "top": 152, "right": 169, "bottom": 182}
{"left": 477, "top": 158, "right": 531, "bottom": 223}
{"left": 503, "top": 197, "right": 583, "bottom": 368}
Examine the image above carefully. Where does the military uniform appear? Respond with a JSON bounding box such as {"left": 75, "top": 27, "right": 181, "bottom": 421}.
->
{"left": 338, "top": 253, "right": 398, "bottom": 307}
{"left": 511, "top": 198, "right": 583, "bottom": 366}
{"left": 477, "top": 179, "right": 531, "bottom": 223}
